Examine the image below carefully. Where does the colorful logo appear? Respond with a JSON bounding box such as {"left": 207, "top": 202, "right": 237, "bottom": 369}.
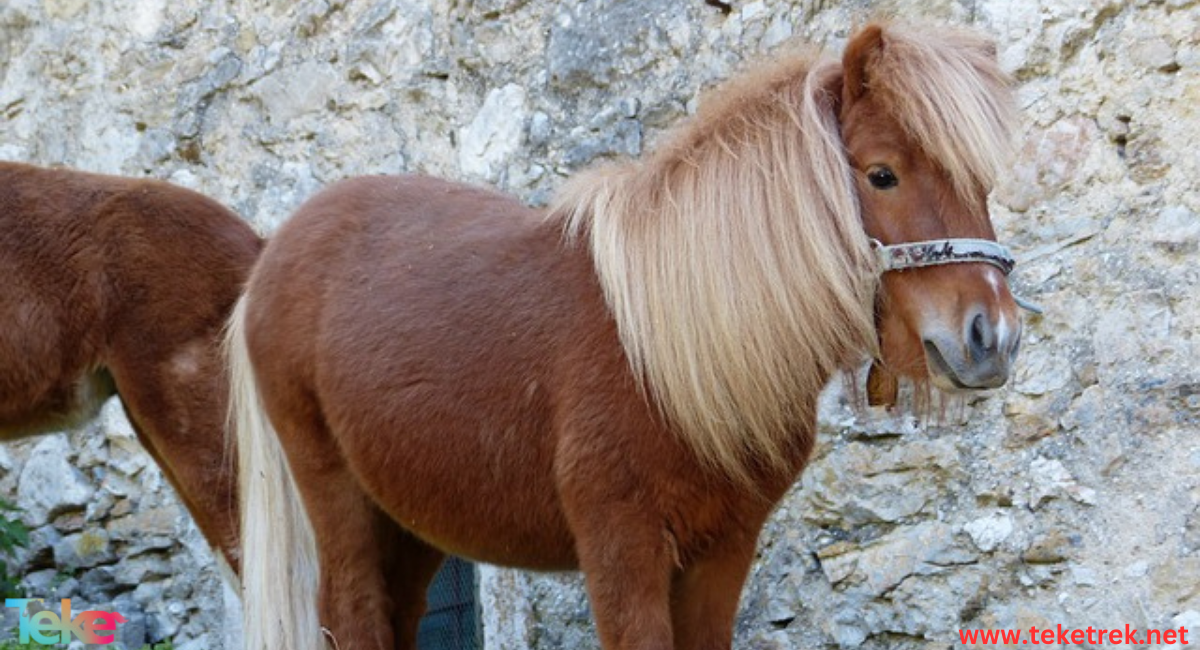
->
{"left": 5, "top": 599, "right": 127, "bottom": 645}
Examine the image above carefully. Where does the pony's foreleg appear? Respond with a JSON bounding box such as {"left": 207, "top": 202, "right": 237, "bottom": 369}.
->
{"left": 571, "top": 515, "right": 676, "bottom": 650}
{"left": 668, "top": 536, "right": 759, "bottom": 650}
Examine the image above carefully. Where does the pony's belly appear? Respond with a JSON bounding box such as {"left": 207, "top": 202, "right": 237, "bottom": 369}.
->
{"left": 0, "top": 369, "right": 115, "bottom": 440}
{"left": 409, "top": 517, "right": 579, "bottom": 571}
{"left": 338, "top": 419, "right": 579, "bottom": 571}
{"left": 376, "top": 482, "right": 580, "bottom": 571}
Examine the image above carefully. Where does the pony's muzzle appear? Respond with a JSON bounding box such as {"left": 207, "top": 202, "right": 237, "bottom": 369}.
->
{"left": 922, "top": 305, "right": 1020, "bottom": 391}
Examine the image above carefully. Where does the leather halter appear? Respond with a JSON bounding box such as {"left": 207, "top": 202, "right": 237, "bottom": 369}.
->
{"left": 870, "top": 238, "right": 1043, "bottom": 314}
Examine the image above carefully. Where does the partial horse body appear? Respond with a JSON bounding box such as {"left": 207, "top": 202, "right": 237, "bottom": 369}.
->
{"left": 0, "top": 161, "right": 261, "bottom": 570}
{"left": 229, "top": 23, "right": 1022, "bottom": 650}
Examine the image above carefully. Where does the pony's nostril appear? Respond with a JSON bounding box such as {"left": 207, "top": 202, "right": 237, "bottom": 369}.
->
{"left": 968, "top": 312, "right": 995, "bottom": 360}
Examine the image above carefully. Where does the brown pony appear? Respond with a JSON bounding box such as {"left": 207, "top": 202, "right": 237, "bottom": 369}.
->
{"left": 228, "top": 23, "right": 1023, "bottom": 650}
{"left": 0, "top": 161, "right": 261, "bottom": 571}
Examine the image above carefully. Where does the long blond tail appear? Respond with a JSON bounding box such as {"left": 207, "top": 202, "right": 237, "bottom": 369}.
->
{"left": 225, "top": 295, "right": 324, "bottom": 650}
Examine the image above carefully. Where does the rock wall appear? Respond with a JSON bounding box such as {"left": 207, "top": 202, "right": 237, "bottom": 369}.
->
{"left": 1, "top": 0, "right": 1197, "bottom": 649}
{"left": 0, "top": 401, "right": 234, "bottom": 650}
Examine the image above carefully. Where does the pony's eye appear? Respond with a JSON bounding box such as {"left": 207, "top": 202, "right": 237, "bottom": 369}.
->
{"left": 867, "top": 166, "right": 899, "bottom": 190}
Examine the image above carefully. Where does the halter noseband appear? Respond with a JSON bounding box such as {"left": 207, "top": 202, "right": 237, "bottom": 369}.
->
{"left": 870, "top": 238, "right": 1043, "bottom": 314}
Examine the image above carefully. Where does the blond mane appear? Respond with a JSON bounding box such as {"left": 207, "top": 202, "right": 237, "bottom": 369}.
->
{"left": 867, "top": 25, "right": 1016, "bottom": 203}
{"left": 553, "top": 24, "right": 1013, "bottom": 484}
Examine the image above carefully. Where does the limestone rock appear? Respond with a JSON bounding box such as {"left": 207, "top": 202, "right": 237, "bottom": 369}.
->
{"left": 963, "top": 512, "right": 1015, "bottom": 553}
{"left": 16, "top": 436, "right": 95, "bottom": 526}
{"left": 459, "top": 83, "right": 528, "bottom": 182}
{"left": 53, "top": 530, "right": 116, "bottom": 570}
{"left": 546, "top": 0, "right": 684, "bottom": 90}
{"left": 801, "top": 439, "right": 959, "bottom": 526}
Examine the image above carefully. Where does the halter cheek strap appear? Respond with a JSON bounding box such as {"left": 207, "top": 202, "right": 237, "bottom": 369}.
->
{"left": 870, "top": 238, "right": 1043, "bottom": 314}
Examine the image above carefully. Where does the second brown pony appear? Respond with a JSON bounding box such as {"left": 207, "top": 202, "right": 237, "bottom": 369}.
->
{"left": 229, "top": 23, "right": 1023, "bottom": 650}
{"left": 0, "top": 161, "right": 261, "bottom": 571}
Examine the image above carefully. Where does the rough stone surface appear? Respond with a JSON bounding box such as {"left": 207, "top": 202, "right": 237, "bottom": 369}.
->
{"left": 0, "top": 402, "right": 227, "bottom": 649}
{"left": 0, "top": 0, "right": 1197, "bottom": 648}
{"left": 16, "top": 436, "right": 95, "bottom": 526}
{"left": 459, "top": 83, "right": 528, "bottom": 182}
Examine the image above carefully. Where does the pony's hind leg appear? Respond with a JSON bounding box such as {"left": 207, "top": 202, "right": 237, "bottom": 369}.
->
{"left": 285, "top": 415, "right": 441, "bottom": 650}
{"left": 291, "top": 446, "right": 398, "bottom": 650}
{"left": 254, "top": 382, "right": 398, "bottom": 650}
{"left": 381, "top": 524, "right": 445, "bottom": 650}
{"left": 301, "top": 459, "right": 441, "bottom": 650}
{"left": 233, "top": 294, "right": 396, "bottom": 650}
{"left": 668, "top": 536, "right": 759, "bottom": 650}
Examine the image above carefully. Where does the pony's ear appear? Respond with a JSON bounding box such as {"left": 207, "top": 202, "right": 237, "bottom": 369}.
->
{"left": 842, "top": 24, "right": 886, "bottom": 107}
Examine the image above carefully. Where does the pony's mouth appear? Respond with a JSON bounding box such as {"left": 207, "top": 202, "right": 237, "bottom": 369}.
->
{"left": 923, "top": 341, "right": 972, "bottom": 391}
{"left": 922, "top": 339, "right": 1010, "bottom": 392}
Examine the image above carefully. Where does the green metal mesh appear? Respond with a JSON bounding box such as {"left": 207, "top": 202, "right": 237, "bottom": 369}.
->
{"left": 417, "top": 557, "right": 479, "bottom": 650}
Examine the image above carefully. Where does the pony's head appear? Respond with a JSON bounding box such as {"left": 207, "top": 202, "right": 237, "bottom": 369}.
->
{"left": 557, "top": 22, "right": 1024, "bottom": 483}
{"left": 837, "top": 24, "right": 1021, "bottom": 401}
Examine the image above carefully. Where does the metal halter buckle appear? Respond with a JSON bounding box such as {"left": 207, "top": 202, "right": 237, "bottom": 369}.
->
{"left": 870, "top": 238, "right": 1043, "bottom": 314}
